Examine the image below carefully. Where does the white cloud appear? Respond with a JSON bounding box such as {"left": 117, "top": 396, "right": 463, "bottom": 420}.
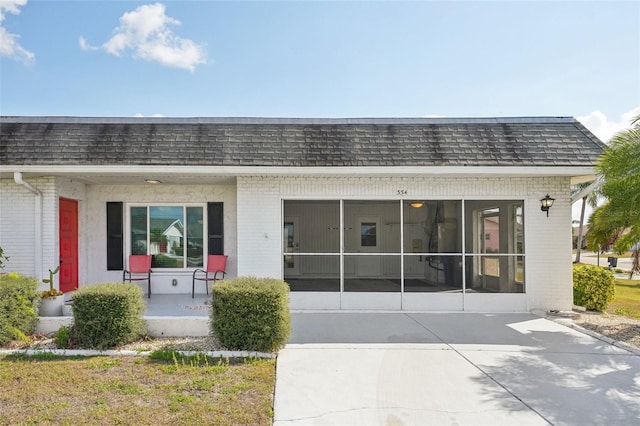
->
{"left": 0, "top": 0, "right": 27, "bottom": 18}
{"left": 577, "top": 107, "right": 640, "bottom": 143}
{"left": 0, "top": 0, "right": 34, "bottom": 64}
{"left": 82, "top": 3, "right": 206, "bottom": 72}
{"left": 78, "top": 36, "right": 97, "bottom": 51}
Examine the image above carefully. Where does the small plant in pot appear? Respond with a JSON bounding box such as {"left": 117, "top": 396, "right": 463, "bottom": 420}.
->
{"left": 39, "top": 266, "right": 64, "bottom": 316}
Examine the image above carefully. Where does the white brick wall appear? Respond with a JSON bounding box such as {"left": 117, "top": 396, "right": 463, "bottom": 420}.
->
{"left": 0, "top": 177, "right": 57, "bottom": 287}
{"left": 1, "top": 178, "right": 38, "bottom": 276}
{"left": 237, "top": 175, "right": 573, "bottom": 311}
{"left": 237, "top": 178, "right": 282, "bottom": 278}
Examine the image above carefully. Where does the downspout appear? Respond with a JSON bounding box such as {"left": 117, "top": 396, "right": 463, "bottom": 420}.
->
{"left": 14, "top": 172, "right": 43, "bottom": 282}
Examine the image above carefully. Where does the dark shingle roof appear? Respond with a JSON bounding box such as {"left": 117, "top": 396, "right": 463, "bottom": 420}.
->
{"left": 0, "top": 117, "right": 606, "bottom": 167}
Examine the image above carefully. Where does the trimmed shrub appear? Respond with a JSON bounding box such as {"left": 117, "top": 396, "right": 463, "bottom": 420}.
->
{"left": 72, "top": 283, "right": 146, "bottom": 349}
{"left": 573, "top": 264, "right": 615, "bottom": 311}
{"left": 211, "top": 277, "right": 290, "bottom": 352}
{"left": 0, "top": 273, "right": 39, "bottom": 346}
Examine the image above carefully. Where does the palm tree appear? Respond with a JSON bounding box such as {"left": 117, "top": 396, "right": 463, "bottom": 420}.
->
{"left": 572, "top": 181, "right": 601, "bottom": 263}
{"left": 588, "top": 114, "right": 640, "bottom": 277}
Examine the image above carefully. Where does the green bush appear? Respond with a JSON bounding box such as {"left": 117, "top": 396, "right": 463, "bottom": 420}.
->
{"left": 55, "top": 325, "right": 73, "bottom": 348}
{"left": 0, "top": 273, "right": 39, "bottom": 346}
{"left": 211, "top": 277, "right": 290, "bottom": 352}
{"left": 573, "top": 264, "right": 616, "bottom": 311}
{"left": 72, "top": 283, "right": 146, "bottom": 349}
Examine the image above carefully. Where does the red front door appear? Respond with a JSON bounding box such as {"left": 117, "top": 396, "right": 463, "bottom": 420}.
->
{"left": 59, "top": 198, "right": 78, "bottom": 293}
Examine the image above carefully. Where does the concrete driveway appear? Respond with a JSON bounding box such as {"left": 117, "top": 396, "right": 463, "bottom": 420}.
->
{"left": 274, "top": 313, "right": 640, "bottom": 425}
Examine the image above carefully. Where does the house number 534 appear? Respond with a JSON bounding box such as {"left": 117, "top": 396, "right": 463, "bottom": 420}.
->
{"left": 397, "top": 190, "right": 408, "bottom": 195}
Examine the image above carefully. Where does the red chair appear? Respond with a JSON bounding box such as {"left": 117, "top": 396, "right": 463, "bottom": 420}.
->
{"left": 123, "top": 255, "right": 152, "bottom": 298}
{"left": 192, "top": 255, "right": 227, "bottom": 298}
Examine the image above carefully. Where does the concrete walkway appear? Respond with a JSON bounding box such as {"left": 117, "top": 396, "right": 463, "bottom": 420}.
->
{"left": 274, "top": 313, "right": 640, "bottom": 425}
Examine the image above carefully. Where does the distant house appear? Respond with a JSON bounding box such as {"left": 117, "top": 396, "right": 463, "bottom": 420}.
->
{"left": 0, "top": 116, "right": 605, "bottom": 312}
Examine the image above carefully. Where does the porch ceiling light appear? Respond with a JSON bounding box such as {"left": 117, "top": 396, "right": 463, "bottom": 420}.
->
{"left": 410, "top": 201, "right": 425, "bottom": 209}
{"left": 145, "top": 179, "right": 162, "bottom": 184}
{"left": 540, "top": 194, "right": 555, "bottom": 217}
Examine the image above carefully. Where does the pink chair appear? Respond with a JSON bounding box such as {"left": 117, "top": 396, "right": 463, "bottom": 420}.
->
{"left": 192, "top": 255, "right": 227, "bottom": 298}
{"left": 123, "top": 255, "right": 152, "bottom": 298}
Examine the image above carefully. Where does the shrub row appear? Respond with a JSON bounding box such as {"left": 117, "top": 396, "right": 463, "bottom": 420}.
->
{"left": 0, "top": 273, "right": 39, "bottom": 346}
{"left": 211, "top": 276, "right": 290, "bottom": 352}
{"left": 573, "top": 264, "right": 615, "bottom": 312}
{"left": 1, "top": 274, "right": 290, "bottom": 352}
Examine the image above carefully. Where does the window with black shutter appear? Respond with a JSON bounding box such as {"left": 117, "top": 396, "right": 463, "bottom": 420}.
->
{"left": 106, "top": 202, "right": 123, "bottom": 270}
{"left": 207, "top": 202, "right": 224, "bottom": 255}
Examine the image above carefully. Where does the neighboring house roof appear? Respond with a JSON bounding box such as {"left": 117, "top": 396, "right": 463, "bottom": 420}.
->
{"left": 0, "top": 116, "right": 606, "bottom": 168}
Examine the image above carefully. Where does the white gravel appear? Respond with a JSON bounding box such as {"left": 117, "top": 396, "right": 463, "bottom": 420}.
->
{"left": 574, "top": 311, "right": 640, "bottom": 350}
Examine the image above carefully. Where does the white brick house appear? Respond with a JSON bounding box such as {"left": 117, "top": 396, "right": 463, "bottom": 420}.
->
{"left": 0, "top": 117, "right": 605, "bottom": 312}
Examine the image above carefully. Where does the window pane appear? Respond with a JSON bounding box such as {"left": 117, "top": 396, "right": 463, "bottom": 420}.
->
{"left": 403, "top": 200, "right": 462, "bottom": 253}
{"left": 130, "top": 207, "right": 147, "bottom": 255}
{"left": 344, "top": 201, "right": 400, "bottom": 253}
{"left": 283, "top": 200, "right": 340, "bottom": 253}
{"left": 404, "top": 255, "right": 462, "bottom": 292}
{"left": 360, "top": 222, "right": 377, "bottom": 247}
{"left": 344, "top": 255, "right": 401, "bottom": 292}
{"left": 186, "top": 207, "right": 204, "bottom": 267}
{"left": 285, "top": 255, "right": 339, "bottom": 292}
{"left": 465, "top": 200, "right": 524, "bottom": 254}
{"left": 150, "top": 206, "right": 184, "bottom": 268}
{"left": 465, "top": 255, "right": 525, "bottom": 293}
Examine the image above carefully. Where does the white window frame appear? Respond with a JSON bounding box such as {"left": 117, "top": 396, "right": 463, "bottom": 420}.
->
{"left": 126, "top": 203, "right": 207, "bottom": 271}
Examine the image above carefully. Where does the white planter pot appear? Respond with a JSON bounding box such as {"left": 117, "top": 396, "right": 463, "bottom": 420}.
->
{"left": 39, "top": 295, "right": 65, "bottom": 317}
{"left": 62, "top": 304, "right": 73, "bottom": 317}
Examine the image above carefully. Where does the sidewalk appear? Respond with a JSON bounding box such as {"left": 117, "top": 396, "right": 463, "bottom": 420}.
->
{"left": 274, "top": 312, "right": 640, "bottom": 425}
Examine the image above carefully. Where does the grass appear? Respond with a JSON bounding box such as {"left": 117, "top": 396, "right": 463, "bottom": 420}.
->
{"left": 0, "top": 351, "right": 275, "bottom": 425}
{"left": 608, "top": 278, "right": 640, "bottom": 319}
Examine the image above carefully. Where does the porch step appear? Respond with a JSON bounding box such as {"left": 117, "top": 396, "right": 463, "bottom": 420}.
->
{"left": 37, "top": 316, "right": 210, "bottom": 337}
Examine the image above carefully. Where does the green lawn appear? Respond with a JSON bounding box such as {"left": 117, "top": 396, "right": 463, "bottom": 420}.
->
{"left": 0, "top": 351, "right": 275, "bottom": 425}
{"left": 609, "top": 278, "right": 640, "bottom": 319}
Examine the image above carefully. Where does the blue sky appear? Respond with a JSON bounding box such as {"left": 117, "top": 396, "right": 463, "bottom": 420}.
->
{"left": 1, "top": 0, "right": 639, "bottom": 141}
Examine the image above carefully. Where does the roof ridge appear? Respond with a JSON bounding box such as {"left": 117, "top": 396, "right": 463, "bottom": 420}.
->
{"left": 0, "top": 116, "right": 578, "bottom": 125}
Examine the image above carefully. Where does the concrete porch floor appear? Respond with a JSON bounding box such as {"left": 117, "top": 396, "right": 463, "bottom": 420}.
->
{"left": 143, "top": 294, "right": 211, "bottom": 317}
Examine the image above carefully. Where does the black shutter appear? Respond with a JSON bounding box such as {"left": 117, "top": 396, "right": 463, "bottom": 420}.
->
{"left": 207, "top": 202, "right": 224, "bottom": 255}
{"left": 106, "top": 202, "right": 124, "bottom": 270}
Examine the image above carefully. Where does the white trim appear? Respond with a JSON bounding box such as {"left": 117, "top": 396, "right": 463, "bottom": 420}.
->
{"left": 2, "top": 165, "right": 597, "bottom": 178}
{"left": 571, "top": 177, "right": 603, "bottom": 203}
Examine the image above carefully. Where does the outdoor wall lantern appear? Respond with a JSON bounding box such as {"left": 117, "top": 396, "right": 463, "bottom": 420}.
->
{"left": 410, "top": 201, "right": 425, "bottom": 208}
{"left": 540, "top": 194, "right": 555, "bottom": 217}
